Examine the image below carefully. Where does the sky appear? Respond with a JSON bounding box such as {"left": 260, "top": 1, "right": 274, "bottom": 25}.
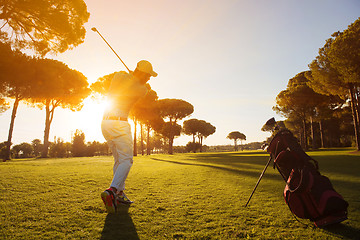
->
{"left": 1, "top": 0, "right": 360, "bottom": 147}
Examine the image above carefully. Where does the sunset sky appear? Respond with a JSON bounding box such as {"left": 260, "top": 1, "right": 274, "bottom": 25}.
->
{"left": 1, "top": 0, "right": 359, "bottom": 146}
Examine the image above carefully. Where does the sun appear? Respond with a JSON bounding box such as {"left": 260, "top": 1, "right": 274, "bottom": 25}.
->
{"left": 72, "top": 97, "right": 111, "bottom": 142}
{"left": 71, "top": 97, "right": 137, "bottom": 143}
{"left": 81, "top": 97, "right": 111, "bottom": 117}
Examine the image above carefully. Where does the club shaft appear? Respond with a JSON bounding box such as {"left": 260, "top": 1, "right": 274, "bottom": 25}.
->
{"left": 244, "top": 156, "right": 272, "bottom": 207}
{"left": 93, "top": 29, "right": 130, "bottom": 73}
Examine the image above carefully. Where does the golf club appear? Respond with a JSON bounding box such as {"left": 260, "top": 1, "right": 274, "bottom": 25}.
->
{"left": 245, "top": 117, "right": 279, "bottom": 207}
{"left": 244, "top": 156, "right": 272, "bottom": 207}
{"left": 91, "top": 27, "right": 131, "bottom": 73}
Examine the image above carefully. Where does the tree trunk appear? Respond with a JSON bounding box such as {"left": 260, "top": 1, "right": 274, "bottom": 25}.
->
{"left": 168, "top": 137, "right": 174, "bottom": 154}
{"left": 234, "top": 139, "right": 237, "bottom": 151}
{"left": 146, "top": 125, "right": 151, "bottom": 155}
{"left": 140, "top": 124, "right": 144, "bottom": 155}
{"left": 302, "top": 117, "right": 308, "bottom": 150}
{"left": 42, "top": 102, "right": 51, "bottom": 158}
{"left": 168, "top": 119, "right": 174, "bottom": 154}
{"left": 355, "top": 87, "right": 360, "bottom": 144}
{"left": 4, "top": 97, "right": 21, "bottom": 161}
{"left": 349, "top": 84, "right": 360, "bottom": 150}
{"left": 319, "top": 119, "right": 325, "bottom": 148}
{"left": 41, "top": 100, "right": 58, "bottom": 158}
{"left": 355, "top": 87, "right": 360, "bottom": 130}
{"left": 310, "top": 116, "right": 317, "bottom": 150}
{"left": 133, "top": 119, "right": 137, "bottom": 156}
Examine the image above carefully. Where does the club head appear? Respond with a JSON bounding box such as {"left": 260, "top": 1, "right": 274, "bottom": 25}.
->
{"left": 91, "top": 27, "right": 97, "bottom": 32}
{"left": 265, "top": 117, "right": 276, "bottom": 127}
{"left": 261, "top": 143, "right": 269, "bottom": 150}
{"left": 261, "top": 117, "right": 279, "bottom": 132}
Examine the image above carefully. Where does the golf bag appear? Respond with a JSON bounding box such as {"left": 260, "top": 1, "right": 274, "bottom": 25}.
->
{"left": 267, "top": 129, "right": 348, "bottom": 227}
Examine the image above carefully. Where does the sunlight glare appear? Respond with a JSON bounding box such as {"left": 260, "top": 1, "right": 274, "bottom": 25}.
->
{"left": 72, "top": 97, "right": 111, "bottom": 143}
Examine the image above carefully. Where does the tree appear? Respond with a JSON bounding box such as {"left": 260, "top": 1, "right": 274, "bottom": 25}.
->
{"left": 49, "top": 137, "right": 70, "bottom": 158}
{"left": 308, "top": 18, "right": 360, "bottom": 150}
{"left": 197, "top": 121, "right": 216, "bottom": 152}
{"left": 183, "top": 119, "right": 215, "bottom": 152}
{"left": 31, "top": 139, "right": 42, "bottom": 157}
{"left": 0, "top": 42, "right": 34, "bottom": 160}
{"left": 86, "top": 141, "right": 110, "bottom": 156}
{"left": 151, "top": 133, "right": 164, "bottom": 153}
{"left": 273, "top": 72, "right": 327, "bottom": 149}
{"left": 183, "top": 119, "right": 200, "bottom": 144}
{"left": 71, "top": 129, "right": 86, "bottom": 157}
{"left": 157, "top": 99, "right": 194, "bottom": 154}
{"left": 30, "top": 58, "right": 90, "bottom": 157}
{"left": 160, "top": 121, "right": 182, "bottom": 153}
{"left": 227, "top": 131, "right": 246, "bottom": 151}
{"left": 0, "top": 0, "right": 90, "bottom": 55}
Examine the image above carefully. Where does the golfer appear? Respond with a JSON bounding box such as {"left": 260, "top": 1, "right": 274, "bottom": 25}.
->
{"left": 101, "top": 60, "right": 157, "bottom": 213}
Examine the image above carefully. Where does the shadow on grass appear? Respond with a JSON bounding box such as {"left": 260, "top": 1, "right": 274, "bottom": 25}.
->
{"left": 150, "top": 153, "right": 360, "bottom": 196}
{"left": 149, "top": 156, "right": 283, "bottom": 183}
{"left": 183, "top": 152, "right": 274, "bottom": 169}
{"left": 322, "top": 223, "right": 360, "bottom": 240}
{"left": 100, "top": 205, "right": 139, "bottom": 240}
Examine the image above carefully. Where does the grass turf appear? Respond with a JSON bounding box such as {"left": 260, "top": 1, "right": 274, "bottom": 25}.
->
{"left": 1, "top": 149, "right": 359, "bottom": 239}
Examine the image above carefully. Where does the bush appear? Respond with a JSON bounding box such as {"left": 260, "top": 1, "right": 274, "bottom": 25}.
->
{"left": 185, "top": 142, "right": 201, "bottom": 153}
{"left": 11, "top": 142, "right": 33, "bottom": 158}
{"left": 49, "top": 138, "right": 71, "bottom": 158}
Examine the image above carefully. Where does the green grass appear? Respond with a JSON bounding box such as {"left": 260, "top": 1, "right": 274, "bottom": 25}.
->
{"left": 1, "top": 149, "right": 359, "bottom": 239}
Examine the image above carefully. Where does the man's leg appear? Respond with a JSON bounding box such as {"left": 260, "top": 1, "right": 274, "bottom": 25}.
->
{"left": 101, "top": 120, "right": 134, "bottom": 210}
{"left": 101, "top": 120, "right": 132, "bottom": 212}
{"left": 111, "top": 159, "right": 132, "bottom": 191}
{"left": 109, "top": 122, "right": 133, "bottom": 192}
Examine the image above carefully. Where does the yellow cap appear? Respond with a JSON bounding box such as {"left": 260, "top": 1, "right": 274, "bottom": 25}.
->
{"left": 136, "top": 60, "right": 157, "bottom": 77}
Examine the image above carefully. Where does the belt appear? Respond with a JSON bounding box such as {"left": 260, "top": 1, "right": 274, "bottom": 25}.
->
{"left": 103, "top": 116, "right": 128, "bottom": 121}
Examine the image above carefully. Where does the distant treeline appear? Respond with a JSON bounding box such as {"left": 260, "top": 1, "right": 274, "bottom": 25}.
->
{"left": 0, "top": 129, "right": 264, "bottom": 159}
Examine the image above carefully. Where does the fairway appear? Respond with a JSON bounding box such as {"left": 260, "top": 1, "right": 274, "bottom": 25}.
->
{"left": 1, "top": 150, "right": 360, "bottom": 239}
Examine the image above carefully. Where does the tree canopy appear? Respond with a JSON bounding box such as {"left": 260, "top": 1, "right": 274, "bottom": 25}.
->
{"left": 0, "top": 0, "right": 90, "bottom": 55}
{"left": 273, "top": 71, "right": 331, "bottom": 149}
{"left": 183, "top": 119, "right": 201, "bottom": 143}
{"left": 328, "top": 18, "right": 360, "bottom": 87}
{"left": 90, "top": 72, "right": 117, "bottom": 96}
{"left": 158, "top": 98, "right": 194, "bottom": 123}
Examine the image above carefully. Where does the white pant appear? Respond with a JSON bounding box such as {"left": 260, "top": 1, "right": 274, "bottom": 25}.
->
{"left": 101, "top": 120, "right": 133, "bottom": 192}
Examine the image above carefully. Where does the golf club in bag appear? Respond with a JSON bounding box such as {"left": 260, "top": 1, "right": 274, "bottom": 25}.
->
{"left": 245, "top": 118, "right": 348, "bottom": 227}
